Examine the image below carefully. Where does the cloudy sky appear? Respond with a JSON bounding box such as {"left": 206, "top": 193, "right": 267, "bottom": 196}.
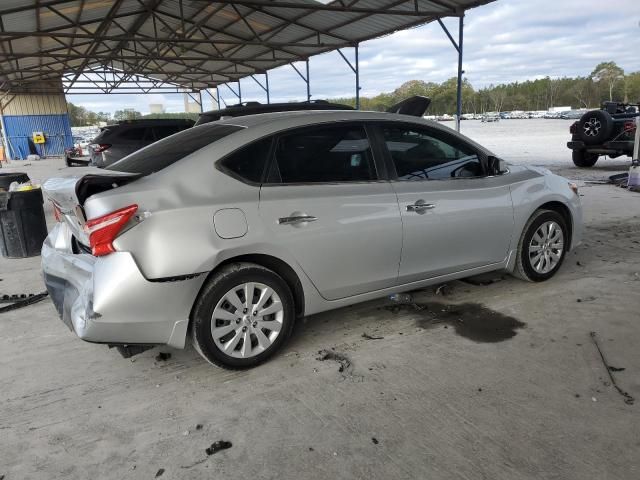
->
{"left": 68, "top": 0, "right": 640, "bottom": 114}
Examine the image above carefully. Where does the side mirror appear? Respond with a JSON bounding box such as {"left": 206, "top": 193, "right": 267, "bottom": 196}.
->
{"left": 488, "top": 156, "right": 508, "bottom": 175}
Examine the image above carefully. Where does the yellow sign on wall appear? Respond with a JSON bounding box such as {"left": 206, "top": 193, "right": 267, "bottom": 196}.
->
{"left": 32, "top": 131, "right": 45, "bottom": 144}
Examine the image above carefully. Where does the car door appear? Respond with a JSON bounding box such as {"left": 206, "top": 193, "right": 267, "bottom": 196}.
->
{"left": 259, "top": 123, "right": 402, "bottom": 300}
{"left": 376, "top": 123, "right": 514, "bottom": 284}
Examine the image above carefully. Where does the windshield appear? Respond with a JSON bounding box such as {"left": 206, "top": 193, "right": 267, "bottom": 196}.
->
{"left": 106, "top": 123, "right": 243, "bottom": 176}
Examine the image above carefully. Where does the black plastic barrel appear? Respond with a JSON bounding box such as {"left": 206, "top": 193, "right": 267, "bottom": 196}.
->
{"left": 0, "top": 172, "right": 30, "bottom": 191}
{"left": 0, "top": 188, "right": 49, "bottom": 258}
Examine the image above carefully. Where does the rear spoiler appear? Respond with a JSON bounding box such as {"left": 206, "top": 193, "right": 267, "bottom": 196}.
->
{"left": 386, "top": 96, "right": 431, "bottom": 117}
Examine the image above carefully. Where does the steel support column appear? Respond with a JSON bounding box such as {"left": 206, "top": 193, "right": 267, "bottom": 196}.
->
{"left": 455, "top": 15, "right": 464, "bottom": 132}
{"left": 266, "top": 71, "right": 270, "bottom": 104}
{"left": 305, "top": 59, "right": 310, "bottom": 102}
{"left": 337, "top": 44, "right": 361, "bottom": 109}
{"left": 291, "top": 60, "right": 310, "bottom": 102}
{"left": 438, "top": 15, "right": 464, "bottom": 132}
{"left": 355, "top": 44, "right": 360, "bottom": 110}
{"left": 250, "top": 72, "right": 270, "bottom": 104}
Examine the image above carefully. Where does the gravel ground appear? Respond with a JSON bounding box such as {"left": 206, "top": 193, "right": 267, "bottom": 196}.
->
{"left": 1, "top": 120, "right": 638, "bottom": 480}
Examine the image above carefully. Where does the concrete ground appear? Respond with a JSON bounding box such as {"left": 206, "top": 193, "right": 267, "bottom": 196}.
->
{"left": 1, "top": 119, "right": 639, "bottom": 479}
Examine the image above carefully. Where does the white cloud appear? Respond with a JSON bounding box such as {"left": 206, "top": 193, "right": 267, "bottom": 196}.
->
{"left": 67, "top": 0, "right": 640, "bottom": 113}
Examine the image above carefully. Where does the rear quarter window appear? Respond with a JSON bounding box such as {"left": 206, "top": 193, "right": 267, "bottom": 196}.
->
{"left": 219, "top": 137, "right": 272, "bottom": 183}
{"left": 106, "top": 124, "right": 243, "bottom": 176}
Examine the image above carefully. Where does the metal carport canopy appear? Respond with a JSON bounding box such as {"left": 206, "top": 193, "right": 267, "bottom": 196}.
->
{"left": 0, "top": 0, "right": 494, "bottom": 97}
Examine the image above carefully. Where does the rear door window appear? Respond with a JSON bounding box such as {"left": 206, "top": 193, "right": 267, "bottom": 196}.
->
{"left": 106, "top": 124, "right": 243, "bottom": 176}
{"left": 267, "top": 125, "right": 376, "bottom": 184}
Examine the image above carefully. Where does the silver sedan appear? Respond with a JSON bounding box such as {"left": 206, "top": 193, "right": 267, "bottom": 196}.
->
{"left": 42, "top": 110, "right": 582, "bottom": 368}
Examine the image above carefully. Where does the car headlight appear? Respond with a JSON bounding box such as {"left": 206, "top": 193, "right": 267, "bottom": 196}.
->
{"left": 568, "top": 182, "right": 579, "bottom": 195}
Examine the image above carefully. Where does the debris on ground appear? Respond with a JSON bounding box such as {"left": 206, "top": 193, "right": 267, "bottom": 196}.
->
{"left": 0, "top": 292, "right": 48, "bottom": 314}
{"left": 362, "top": 332, "right": 384, "bottom": 340}
{"left": 155, "top": 352, "right": 171, "bottom": 362}
{"left": 180, "top": 458, "right": 207, "bottom": 470}
{"left": 206, "top": 440, "right": 233, "bottom": 455}
{"left": 317, "top": 349, "right": 353, "bottom": 375}
{"left": 590, "top": 331, "right": 634, "bottom": 405}
{"left": 434, "top": 284, "right": 453, "bottom": 296}
{"left": 316, "top": 349, "right": 363, "bottom": 381}
{"left": 576, "top": 296, "right": 596, "bottom": 303}
{"left": 608, "top": 366, "right": 626, "bottom": 372}
{"left": 155, "top": 468, "right": 165, "bottom": 477}
{"left": 389, "top": 293, "right": 413, "bottom": 304}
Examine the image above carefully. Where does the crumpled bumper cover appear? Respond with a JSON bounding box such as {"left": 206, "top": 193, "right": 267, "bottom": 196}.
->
{"left": 41, "top": 223, "right": 206, "bottom": 348}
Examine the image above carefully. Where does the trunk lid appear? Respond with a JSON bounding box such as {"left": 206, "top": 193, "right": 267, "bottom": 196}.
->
{"left": 43, "top": 171, "right": 141, "bottom": 244}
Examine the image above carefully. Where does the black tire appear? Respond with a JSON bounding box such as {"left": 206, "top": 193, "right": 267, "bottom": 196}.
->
{"left": 578, "top": 110, "right": 613, "bottom": 145}
{"left": 572, "top": 150, "right": 599, "bottom": 168}
{"left": 190, "top": 262, "right": 295, "bottom": 369}
{"left": 514, "top": 210, "right": 568, "bottom": 282}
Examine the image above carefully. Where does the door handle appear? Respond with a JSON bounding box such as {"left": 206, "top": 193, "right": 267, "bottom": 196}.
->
{"left": 406, "top": 202, "right": 435, "bottom": 212}
{"left": 278, "top": 215, "right": 318, "bottom": 225}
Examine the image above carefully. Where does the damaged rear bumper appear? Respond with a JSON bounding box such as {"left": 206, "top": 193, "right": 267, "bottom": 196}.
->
{"left": 41, "top": 223, "right": 206, "bottom": 348}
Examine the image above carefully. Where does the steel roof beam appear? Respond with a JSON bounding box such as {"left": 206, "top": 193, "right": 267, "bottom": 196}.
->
{"left": 205, "top": 0, "right": 458, "bottom": 16}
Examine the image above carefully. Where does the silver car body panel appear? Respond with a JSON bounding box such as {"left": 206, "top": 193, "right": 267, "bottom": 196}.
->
{"left": 41, "top": 110, "right": 583, "bottom": 348}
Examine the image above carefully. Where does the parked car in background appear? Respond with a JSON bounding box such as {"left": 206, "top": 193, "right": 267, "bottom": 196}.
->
{"left": 42, "top": 98, "right": 582, "bottom": 369}
{"left": 481, "top": 114, "right": 500, "bottom": 122}
{"left": 560, "top": 110, "right": 587, "bottom": 120}
{"left": 89, "top": 118, "right": 194, "bottom": 167}
{"left": 567, "top": 101, "right": 639, "bottom": 167}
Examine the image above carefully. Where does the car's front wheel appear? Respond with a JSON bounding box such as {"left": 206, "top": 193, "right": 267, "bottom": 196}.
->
{"left": 190, "top": 262, "right": 295, "bottom": 369}
{"left": 572, "top": 150, "right": 599, "bottom": 168}
{"left": 514, "top": 210, "right": 568, "bottom": 282}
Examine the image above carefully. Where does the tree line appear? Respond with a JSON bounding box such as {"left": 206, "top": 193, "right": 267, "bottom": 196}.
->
{"left": 330, "top": 61, "right": 639, "bottom": 115}
{"left": 67, "top": 61, "right": 639, "bottom": 125}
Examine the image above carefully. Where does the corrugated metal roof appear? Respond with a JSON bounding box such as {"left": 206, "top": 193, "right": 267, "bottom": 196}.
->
{"left": 0, "top": 0, "right": 495, "bottom": 94}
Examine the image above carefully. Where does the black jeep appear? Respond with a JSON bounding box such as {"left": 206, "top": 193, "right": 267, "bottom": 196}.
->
{"left": 567, "top": 101, "right": 638, "bottom": 167}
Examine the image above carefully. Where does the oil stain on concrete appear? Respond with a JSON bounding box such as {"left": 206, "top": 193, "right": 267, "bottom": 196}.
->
{"left": 386, "top": 302, "right": 525, "bottom": 343}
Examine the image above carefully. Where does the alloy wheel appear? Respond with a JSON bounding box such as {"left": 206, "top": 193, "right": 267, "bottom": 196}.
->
{"left": 583, "top": 117, "right": 601, "bottom": 137}
{"left": 528, "top": 221, "right": 564, "bottom": 274}
{"left": 211, "top": 282, "right": 284, "bottom": 359}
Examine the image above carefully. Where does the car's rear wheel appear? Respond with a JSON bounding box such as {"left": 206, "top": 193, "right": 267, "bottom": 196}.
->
{"left": 572, "top": 150, "right": 599, "bottom": 168}
{"left": 514, "top": 210, "right": 568, "bottom": 282}
{"left": 190, "top": 262, "right": 295, "bottom": 369}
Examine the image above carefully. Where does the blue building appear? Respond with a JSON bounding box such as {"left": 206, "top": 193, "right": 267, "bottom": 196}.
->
{"left": 0, "top": 83, "right": 73, "bottom": 160}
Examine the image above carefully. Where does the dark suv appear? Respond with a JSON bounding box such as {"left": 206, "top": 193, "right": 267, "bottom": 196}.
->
{"left": 567, "top": 101, "right": 638, "bottom": 167}
{"left": 89, "top": 119, "right": 194, "bottom": 167}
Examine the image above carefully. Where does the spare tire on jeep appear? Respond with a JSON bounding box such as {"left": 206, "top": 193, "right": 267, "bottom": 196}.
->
{"left": 578, "top": 110, "right": 613, "bottom": 145}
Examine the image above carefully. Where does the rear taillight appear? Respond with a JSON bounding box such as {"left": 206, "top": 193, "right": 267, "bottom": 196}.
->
{"left": 624, "top": 121, "right": 636, "bottom": 133}
{"left": 90, "top": 143, "right": 111, "bottom": 153}
{"left": 83, "top": 205, "right": 138, "bottom": 256}
{"left": 569, "top": 122, "right": 578, "bottom": 134}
